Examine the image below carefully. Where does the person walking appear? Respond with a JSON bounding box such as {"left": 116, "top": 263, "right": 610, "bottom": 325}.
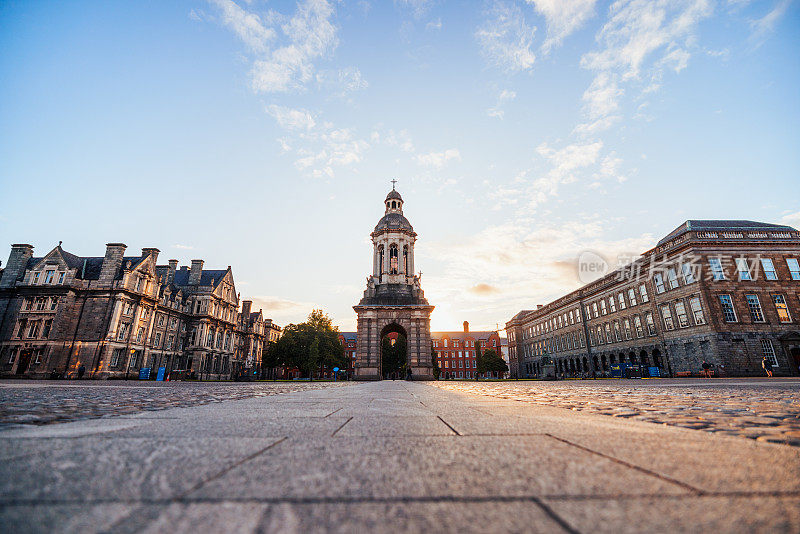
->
{"left": 762, "top": 356, "right": 774, "bottom": 378}
{"left": 701, "top": 360, "right": 712, "bottom": 378}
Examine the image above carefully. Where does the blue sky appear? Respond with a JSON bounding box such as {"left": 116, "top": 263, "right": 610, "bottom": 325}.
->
{"left": 1, "top": 0, "right": 798, "bottom": 332}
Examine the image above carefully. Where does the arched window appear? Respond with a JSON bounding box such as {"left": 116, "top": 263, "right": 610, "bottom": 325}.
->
{"left": 378, "top": 245, "right": 384, "bottom": 273}
{"left": 389, "top": 244, "right": 398, "bottom": 274}
{"left": 403, "top": 245, "right": 408, "bottom": 273}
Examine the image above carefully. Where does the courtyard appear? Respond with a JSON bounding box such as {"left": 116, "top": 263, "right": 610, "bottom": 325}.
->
{"left": 1, "top": 378, "right": 799, "bottom": 533}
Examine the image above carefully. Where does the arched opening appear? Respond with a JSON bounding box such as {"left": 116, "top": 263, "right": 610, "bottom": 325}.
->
{"left": 403, "top": 245, "right": 409, "bottom": 274}
{"left": 610, "top": 354, "right": 617, "bottom": 365}
{"left": 380, "top": 323, "right": 407, "bottom": 379}
{"left": 582, "top": 357, "right": 589, "bottom": 372}
{"left": 629, "top": 352, "right": 637, "bottom": 364}
{"left": 592, "top": 355, "right": 599, "bottom": 372}
{"left": 601, "top": 354, "right": 608, "bottom": 371}
{"left": 378, "top": 245, "right": 384, "bottom": 275}
{"left": 652, "top": 349, "right": 662, "bottom": 368}
{"left": 640, "top": 350, "right": 649, "bottom": 367}
{"left": 389, "top": 244, "right": 399, "bottom": 274}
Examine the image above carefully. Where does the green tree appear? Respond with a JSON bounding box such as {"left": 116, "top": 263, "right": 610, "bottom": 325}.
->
{"left": 475, "top": 342, "right": 485, "bottom": 379}
{"left": 431, "top": 341, "right": 440, "bottom": 380}
{"left": 482, "top": 348, "right": 508, "bottom": 378}
{"left": 271, "top": 309, "right": 346, "bottom": 379}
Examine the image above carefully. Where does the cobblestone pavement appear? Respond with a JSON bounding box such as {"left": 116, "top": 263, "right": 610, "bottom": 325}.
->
{"left": 430, "top": 378, "right": 800, "bottom": 447}
{"left": 0, "top": 380, "right": 353, "bottom": 427}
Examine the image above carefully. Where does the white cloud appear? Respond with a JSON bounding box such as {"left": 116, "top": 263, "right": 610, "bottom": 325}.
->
{"left": 173, "top": 244, "right": 194, "bottom": 250}
{"left": 316, "top": 66, "right": 369, "bottom": 97}
{"left": 265, "top": 104, "right": 316, "bottom": 130}
{"left": 476, "top": 1, "right": 537, "bottom": 72}
{"left": 211, "top": 0, "right": 339, "bottom": 93}
{"left": 487, "top": 89, "right": 517, "bottom": 119}
{"left": 581, "top": 71, "right": 622, "bottom": 120}
{"left": 426, "top": 18, "right": 443, "bottom": 31}
{"left": 780, "top": 211, "right": 800, "bottom": 228}
{"left": 527, "top": 0, "right": 598, "bottom": 53}
{"left": 415, "top": 148, "right": 461, "bottom": 169}
{"left": 749, "top": 0, "right": 792, "bottom": 47}
{"left": 210, "top": 0, "right": 275, "bottom": 54}
{"left": 397, "top": 0, "right": 434, "bottom": 19}
{"left": 536, "top": 141, "right": 603, "bottom": 185}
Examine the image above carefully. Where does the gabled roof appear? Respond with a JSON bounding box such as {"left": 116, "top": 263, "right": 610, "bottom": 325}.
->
{"left": 431, "top": 331, "right": 498, "bottom": 341}
{"left": 657, "top": 220, "right": 796, "bottom": 246}
{"left": 172, "top": 268, "right": 227, "bottom": 288}
{"left": 339, "top": 332, "right": 357, "bottom": 342}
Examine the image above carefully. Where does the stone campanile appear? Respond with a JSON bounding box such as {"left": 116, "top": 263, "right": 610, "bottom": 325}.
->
{"left": 353, "top": 186, "right": 434, "bottom": 380}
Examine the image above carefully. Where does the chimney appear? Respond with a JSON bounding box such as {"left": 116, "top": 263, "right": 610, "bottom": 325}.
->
{"left": 242, "top": 300, "right": 252, "bottom": 317}
{"left": 0, "top": 244, "right": 34, "bottom": 288}
{"left": 141, "top": 248, "right": 160, "bottom": 262}
{"left": 189, "top": 259, "right": 204, "bottom": 285}
{"left": 167, "top": 260, "right": 178, "bottom": 285}
{"left": 463, "top": 321, "right": 469, "bottom": 333}
{"left": 99, "top": 243, "right": 127, "bottom": 283}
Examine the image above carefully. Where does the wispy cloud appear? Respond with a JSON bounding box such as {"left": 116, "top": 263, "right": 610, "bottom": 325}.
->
{"left": 476, "top": 1, "right": 537, "bottom": 72}
{"left": 265, "top": 104, "right": 316, "bottom": 130}
{"left": 210, "top": 0, "right": 339, "bottom": 93}
{"left": 527, "top": 0, "right": 598, "bottom": 53}
{"left": 749, "top": 0, "right": 793, "bottom": 48}
{"left": 415, "top": 148, "right": 461, "bottom": 169}
{"left": 487, "top": 89, "right": 516, "bottom": 119}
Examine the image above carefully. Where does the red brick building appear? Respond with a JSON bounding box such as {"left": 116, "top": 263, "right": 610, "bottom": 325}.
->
{"left": 339, "top": 322, "right": 502, "bottom": 379}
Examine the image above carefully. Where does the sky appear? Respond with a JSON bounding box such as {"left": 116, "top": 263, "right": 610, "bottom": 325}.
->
{"left": 1, "top": 0, "right": 798, "bottom": 333}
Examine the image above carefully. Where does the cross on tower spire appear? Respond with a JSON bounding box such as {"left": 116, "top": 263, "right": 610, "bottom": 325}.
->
{"left": 391, "top": 178, "right": 397, "bottom": 190}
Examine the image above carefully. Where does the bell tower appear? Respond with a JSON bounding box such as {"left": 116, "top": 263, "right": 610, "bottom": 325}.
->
{"left": 354, "top": 183, "right": 434, "bottom": 380}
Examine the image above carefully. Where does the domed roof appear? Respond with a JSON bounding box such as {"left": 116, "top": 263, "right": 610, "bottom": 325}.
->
{"left": 374, "top": 212, "right": 414, "bottom": 233}
{"left": 385, "top": 189, "right": 403, "bottom": 202}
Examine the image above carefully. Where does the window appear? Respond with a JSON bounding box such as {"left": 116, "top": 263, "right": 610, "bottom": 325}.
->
{"left": 15, "top": 319, "right": 26, "bottom": 338}
{"left": 58, "top": 271, "right": 65, "bottom": 284}
{"left": 27, "top": 320, "right": 40, "bottom": 338}
{"left": 44, "top": 270, "right": 54, "bottom": 284}
{"left": 33, "top": 272, "right": 41, "bottom": 284}
{"left": 129, "top": 350, "right": 140, "bottom": 368}
{"left": 604, "top": 323, "right": 612, "bottom": 343}
{"left": 42, "top": 319, "right": 52, "bottom": 338}
{"left": 607, "top": 297, "right": 615, "bottom": 313}
{"left": 117, "top": 323, "right": 129, "bottom": 340}
{"left": 654, "top": 273, "right": 665, "bottom": 294}
{"left": 736, "top": 258, "right": 752, "bottom": 281}
{"left": 718, "top": 295, "right": 737, "bottom": 322}
{"left": 596, "top": 326, "right": 604, "bottom": 345}
{"left": 745, "top": 294, "right": 765, "bottom": 322}
{"left": 667, "top": 268, "right": 679, "bottom": 289}
{"left": 136, "top": 327, "right": 145, "bottom": 343}
{"left": 389, "top": 244, "right": 398, "bottom": 274}
{"left": 639, "top": 284, "right": 649, "bottom": 303}
{"left": 618, "top": 293, "right": 626, "bottom": 310}
{"left": 772, "top": 295, "right": 792, "bottom": 323}
{"left": 633, "top": 315, "right": 644, "bottom": 338}
{"left": 167, "top": 334, "right": 175, "bottom": 349}
{"left": 613, "top": 321, "right": 622, "bottom": 342}
{"left": 681, "top": 263, "right": 695, "bottom": 284}
{"left": 661, "top": 305, "right": 675, "bottom": 331}
{"left": 8, "top": 347, "right": 18, "bottom": 364}
{"left": 628, "top": 288, "right": 637, "bottom": 306}
{"left": 761, "top": 339, "right": 778, "bottom": 367}
{"left": 760, "top": 258, "right": 777, "bottom": 280}
{"left": 592, "top": 302, "right": 599, "bottom": 317}
{"left": 645, "top": 313, "right": 656, "bottom": 336}
{"left": 36, "top": 298, "right": 46, "bottom": 311}
{"left": 708, "top": 258, "right": 725, "bottom": 281}
{"left": 623, "top": 318, "right": 632, "bottom": 340}
{"left": 23, "top": 298, "right": 32, "bottom": 311}
{"left": 689, "top": 297, "right": 706, "bottom": 325}
{"left": 674, "top": 301, "right": 690, "bottom": 328}
{"left": 787, "top": 258, "right": 800, "bottom": 281}
{"left": 49, "top": 297, "right": 58, "bottom": 310}
{"left": 154, "top": 332, "right": 161, "bottom": 346}
{"left": 576, "top": 308, "right": 581, "bottom": 322}
{"left": 123, "top": 302, "right": 134, "bottom": 315}
{"left": 135, "top": 278, "right": 142, "bottom": 292}
{"left": 600, "top": 300, "right": 607, "bottom": 315}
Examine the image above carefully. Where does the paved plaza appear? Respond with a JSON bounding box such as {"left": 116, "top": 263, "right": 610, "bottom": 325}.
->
{"left": 1, "top": 380, "right": 799, "bottom": 533}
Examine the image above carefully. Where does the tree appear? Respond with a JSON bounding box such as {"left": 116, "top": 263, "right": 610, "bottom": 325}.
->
{"left": 482, "top": 348, "right": 508, "bottom": 378}
{"left": 431, "top": 341, "right": 440, "bottom": 380}
{"left": 271, "top": 309, "right": 346, "bottom": 379}
{"left": 475, "top": 342, "right": 485, "bottom": 379}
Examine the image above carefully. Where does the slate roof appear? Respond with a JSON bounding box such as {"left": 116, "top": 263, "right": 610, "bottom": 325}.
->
{"left": 172, "top": 267, "right": 227, "bottom": 288}
{"left": 339, "top": 332, "right": 357, "bottom": 342}
{"left": 374, "top": 212, "right": 414, "bottom": 233}
{"left": 657, "top": 220, "right": 796, "bottom": 246}
{"left": 385, "top": 189, "right": 402, "bottom": 201}
{"left": 431, "top": 331, "right": 498, "bottom": 340}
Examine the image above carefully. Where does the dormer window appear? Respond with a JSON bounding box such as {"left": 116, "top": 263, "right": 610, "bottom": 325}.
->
{"left": 33, "top": 272, "right": 40, "bottom": 284}
{"left": 44, "top": 271, "right": 54, "bottom": 284}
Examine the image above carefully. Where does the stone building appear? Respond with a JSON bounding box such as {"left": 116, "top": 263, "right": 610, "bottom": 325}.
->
{"left": 432, "top": 322, "right": 503, "bottom": 379}
{"left": 507, "top": 220, "right": 800, "bottom": 378}
{"left": 0, "top": 242, "right": 265, "bottom": 380}
{"left": 235, "top": 300, "right": 282, "bottom": 378}
{"left": 353, "top": 187, "right": 435, "bottom": 380}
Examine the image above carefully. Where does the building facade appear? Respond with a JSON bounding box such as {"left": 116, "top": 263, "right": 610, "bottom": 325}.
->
{"left": 432, "top": 322, "right": 503, "bottom": 379}
{"left": 353, "top": 187, "right": 435, "bottom": 380}
{"left": 507, "top": 221, "right": 800, "bottom": 378}
{"left": 0, "top": 242, "right": 278, "bottom": 380}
